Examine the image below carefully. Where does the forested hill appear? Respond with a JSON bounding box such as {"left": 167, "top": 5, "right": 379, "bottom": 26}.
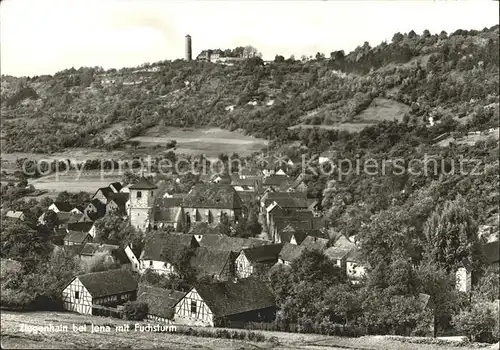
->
{"left": 0, "top": 26, "right": 498, "bottom": 153}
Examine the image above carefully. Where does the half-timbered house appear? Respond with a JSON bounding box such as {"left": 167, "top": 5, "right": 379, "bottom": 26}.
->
{"left": 235, "top": 244, "right": 283, "bottom": 278}
{"left": 64, "top": 230, "right": 92, "bottom": 246}
{"left": 189, "top": 247, "right": 234, "bottom": 281}
{"left": 137, "top": 285, "right": 186, "bottom": 324}
{"left": 62, "top": 269, "right": 137, "bottom": 315}
{"left": 174, "top": 278, "right": 276, "bottom": 327}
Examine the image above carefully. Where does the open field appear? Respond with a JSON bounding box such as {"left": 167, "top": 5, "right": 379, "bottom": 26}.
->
{"left": 290, "top": 98, "right": 409, "bottom": 132}
{"left": 437, "top": 128, "right": 499, "bottom": 147}
{"left": 131, "top": 126, "right": 269, "bottom": 157}
{"left": 0, "top": 311, "right": 487, "bottom": 350}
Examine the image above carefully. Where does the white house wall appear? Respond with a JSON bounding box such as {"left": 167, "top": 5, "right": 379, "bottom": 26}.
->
{"left": 174, "top": 288, "right": 214, "bottom": 326}
{"left": 62, "top": 278, "right": 92, "bottom": 315}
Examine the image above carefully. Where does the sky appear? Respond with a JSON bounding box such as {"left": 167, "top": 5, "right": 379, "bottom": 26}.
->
{"left": 1, "top": 0, "right": 499, "bottom": 77}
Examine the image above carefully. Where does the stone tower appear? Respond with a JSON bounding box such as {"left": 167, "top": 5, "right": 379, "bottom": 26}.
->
{"left": 128, "top": 177, "right": 157, "bottom": 232}
{"left": 185, "top": 34, "right": 192, "bottom": 61}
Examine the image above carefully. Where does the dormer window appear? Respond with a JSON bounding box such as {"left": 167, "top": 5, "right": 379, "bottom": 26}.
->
{"left": 137, "top": 191, "right": 142, "bottom": 199}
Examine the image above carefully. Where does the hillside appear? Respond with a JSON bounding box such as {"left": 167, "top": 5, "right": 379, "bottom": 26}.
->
{"left": 0, "top": 26, "right": 498, "bottom": 154}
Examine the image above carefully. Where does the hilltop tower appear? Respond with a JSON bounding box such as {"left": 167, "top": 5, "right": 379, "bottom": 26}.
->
{"left": 185, "top": 34, "right": 192, "bottom": 61}
{"left": 128, "top": 177, "right": 157, "bottom": 232}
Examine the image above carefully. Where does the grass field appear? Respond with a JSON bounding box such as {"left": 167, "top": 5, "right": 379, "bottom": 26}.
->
{"left": 131, "top": 126, "right": 269, "bottom": 157}
{"left": 0, "top": 311, "right": 487, "bottom": 350}
{"left": 289, "top": 98, "right": 409, "bottom": 132}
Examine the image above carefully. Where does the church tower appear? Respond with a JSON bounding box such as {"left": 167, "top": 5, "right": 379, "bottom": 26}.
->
{"left": 128, "top": 177, "right": 157, "bottom": 232}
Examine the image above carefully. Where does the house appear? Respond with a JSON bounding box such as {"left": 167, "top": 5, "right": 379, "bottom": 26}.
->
{"left": 67, "top": 222, "right": 96, "bottom": 238}
{"left": 235, "top": 244, "right": 284, "bottom": 278}
{"left": 84, "top": 199, "right": 106, "bottom": 221}
{"left": 182, "top": 184, "right": 243, "bottom": 225}
{"left": 283, "top": 175, "right": 308, "bottom": 193}
{"left": 174, "top": 278, "right": 276, "bottom": 327}
{"left": 92, "top": 187, "right": 115, "bottom": 204}
{"left": 124, "top": 245, "right": 140, "bottom": 273}
{"left": 230, "top": 176, "right": 257, "bottom": 192}
{"left": 261, "top": 191, "right": 310, "bottom": 212}
{"left": 4, "top": 210, "right": 26, "bottom": 222}
{"left": 189, "top": 247, "right": 234, "bottom": 281}
{"left": 138, "top": 233, "right": 199, "bottom": 275}
{"left": 262, "top": 175, "right": 289, "bottom": 191}
{"left": 300, "top": 236, "right": 329, "bottom": 251}
{"left": 195, "top": 234, "right": 269, "bottom": 254}
{"left": 70, "top": 206, "right": 85, "bottom": 215}
{"left": 324, "top": 247, "right": 351, "bottom": 271}
{"left": 278, "top": 243, "right": 305, "bottom": 265}
{"left": 153, "top": 197, "right": 184, "bottom": 231}
{"left": 345, "top": 249, "right": 366, "bottom": 280}
{"left": 106, "top": 193, "right": 129, "bottom": 216}
{"left": 48, "top": 201, "right": 73, "bottom": 213}
{"left": 78, "top": 243, "right": 131, "bottom": 268}
{"left": 64, "top": 230, "right": 92, "bottom": 246}
{"left": 267, "top": 209, "right": 323, "bottom": 242}
{"left": 62, "top": 269, "right": 138, "bottom": 315}
{"left": 275, "top": 224, "right": 325, "bottom": 245}
{"left": 137, "top": 285, "right": 186, "bottom": 324}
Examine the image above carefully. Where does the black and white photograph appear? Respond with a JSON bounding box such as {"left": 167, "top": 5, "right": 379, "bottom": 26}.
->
{"left": 0, "top": 0, "right": 499, "bottom": 349}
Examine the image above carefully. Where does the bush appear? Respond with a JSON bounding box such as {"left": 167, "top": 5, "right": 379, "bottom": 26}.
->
{"left": 452, "top": 301, "right": 499, "bottom": 343}
{"left": 123, "top": 301, "right": 149, "bottom": 321}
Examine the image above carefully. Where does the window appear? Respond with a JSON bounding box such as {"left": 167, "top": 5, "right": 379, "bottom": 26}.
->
{"left": 74, "top": 291, "right": 79, "bottom": 299}
{"left": 149, "top": 261, "right": 153, "bottom": 267}
{"left": 191, "top": 300, "right": 197, "bottom": 315}
{"left": 151, "top": 191, "right": 154, "bottom": 196}
{"left": 137, "top": 191, "right": 142, "bottom": 199}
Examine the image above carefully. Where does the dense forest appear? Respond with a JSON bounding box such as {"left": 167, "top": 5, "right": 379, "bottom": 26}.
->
{"left": 0, "top": 26, "right": 498, "bottom": 152}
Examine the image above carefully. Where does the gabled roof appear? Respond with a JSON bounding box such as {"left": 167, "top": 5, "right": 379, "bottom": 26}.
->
{"left": 93, "top": 187, "right": 114, "bottom": 201}
{"left": 190, "top": 248, "right": 232, "bottom": 278}
{"left": 129, "top": 177, "right": 158, "bottom": 190}
{"left": 76, "top": 269, "right": 137, "bottom": 298}
{"left": 278, "top": 243, "right": 305, "bottom": 262}
{"left": 156, "top": 197, "right": 182, "bottom": 208}
{"left": 188, "top": 222, "right": 225, "bottom": 235}
{"left": 140, "top": 233, "right": 199, "bottom": 262}
{"left": 51, "top": 201, "right": 73, "bottom": 212}
{"left": 64, "top": 231, "right": 91, "bottom": 244}
{"left": 87, "top": 199, "right": 106, "bottom": 221}
{"left": 108, "top": 193, "right": 129, "bottom": 206}
{"left": 61, "top": 244, "right": 85, "bottom": 257}
{"left": 183, "top": 184, "right": 243, "bottom": 209}
{"left": 109, "top": 182, "right": 123, "bottom": 192}
{"left": 67, "top": 222, "right": 94, "bottom": 233}
{"left": 242, "top": 244, "right": 284, "bottom": 263}
{"left": 331, "top": 234, "right": 357, "bottom": 250}
{"left": 230, "top": 176, "right": 257, "bottom": 187}
{"left": 324, "top": 247, "right": 352, "bottom": 260}
{"left": 137, "top": 285, "right": 186, "bottom": 320}
{"left": 79, "top": 243, "right": 120, "bottom": 256}
{"left": 300, "top": 236, "right": 329, "bottom": 251}
{"left": 197, "top": 235, "right": 269, "bottom": 253}
{"left": 194, "top": 278, "right": 275, "bottom": 317}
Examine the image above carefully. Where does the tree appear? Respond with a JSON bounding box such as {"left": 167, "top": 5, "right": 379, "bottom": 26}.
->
{"left": 417, "top": 262, "right": 460, "bottom": 337}
{"left": 123, "top": 301, "right": 149, "bottom": 321}
{"left": 392, "top": 32, "right": 404, "bottom": 44}
{"left": 452, "top": 301, "right": 499, "bottom": 343}
{"left": 41, "top": 210, "right": 59, "bottom": 232}
{"left": 423, "top": 195, "right": 479, "bottom": 271}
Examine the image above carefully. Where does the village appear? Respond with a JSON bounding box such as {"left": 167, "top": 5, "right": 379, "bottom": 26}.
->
{"left": 1, "top": 158, "right": 371, "bottom": 328}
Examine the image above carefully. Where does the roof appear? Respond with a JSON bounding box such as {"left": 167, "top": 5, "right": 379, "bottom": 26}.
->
{"left": 263, "top": 175, "right": 289, "bottom": 187}
{"left": 300, "top": 236, "right": 329, "bottom": 251}
{"left": 87, "top": 199, "right": 106, "bottom": 221}
{"left": 109, "top": 193, "right": 129, "bottom": 206}
{"left": 195, "top": 278, "right": 276, "bottom": 317}
{"left": 183, "top": 184, "right": 243, "bottom": 209}
{"left": 129, "top": 177, "right": 158, "bottom": 190}
{"left": 324, "top": 247, "right": 352, "bottom": 260}
{"left": 230, "top": 176, "right": 257, "bottom": 187}
{"left": 188, "top": 222, "right": 225, "bottom": 235}
{"left": 190, "top": 248, "right": 232, "bottom": 278}
{"left": 67, "top": 222, "right": 94, "bottom": 232}
{"left": 61, "top": 244, "right": 85, "bottom": 257}
{"left": 331, "top": 234, "right": 357, "bottom": 250}
{"left": 278, "top": 243, "right": 305, "bottom": 262}
{"left": 76, "top": 269, "right": 137, "bottom": 298}
{"left": 64, "top": 231, "right": 91, "bottom": 244}
{"left": 278, "top": 224, "right": 325, "bottom": 244}
{"left": 5, "top": 211, "right": 24, "bottom": 219}
{"left": 197, "top": 235, "right": 269, "bottom": 253}
{"left": 156, "top": 197, "right": 183, "bottom": 208}
{"left": 79, "top": 243, "right": 123, "bottom": 262}
{"left": 52, "top": 201, "right": 73, "bottom": 212}
{"left": 484, "top": 241, "right": 499, "bottom": 265}
{"left": 154, "top": 206, "right": 182, "bottom": 223}
{"left": 242, "top": 244, "right": 284, "bottom": 263}
{"left": 94, "top": 187, "right": 115, "bottom": 201}
{"left": 137, "top": 285, "right": 186, "bottom": 320}
{"left": 109, "top": 182, "right": 123, "bottom": 192}
{"left": 140, "top": 233, "right": 199, "bottom": 262}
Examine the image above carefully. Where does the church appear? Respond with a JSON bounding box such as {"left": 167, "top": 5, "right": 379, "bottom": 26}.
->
{"left": 128, "top": 178, "right": 244, "bottom": 232}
